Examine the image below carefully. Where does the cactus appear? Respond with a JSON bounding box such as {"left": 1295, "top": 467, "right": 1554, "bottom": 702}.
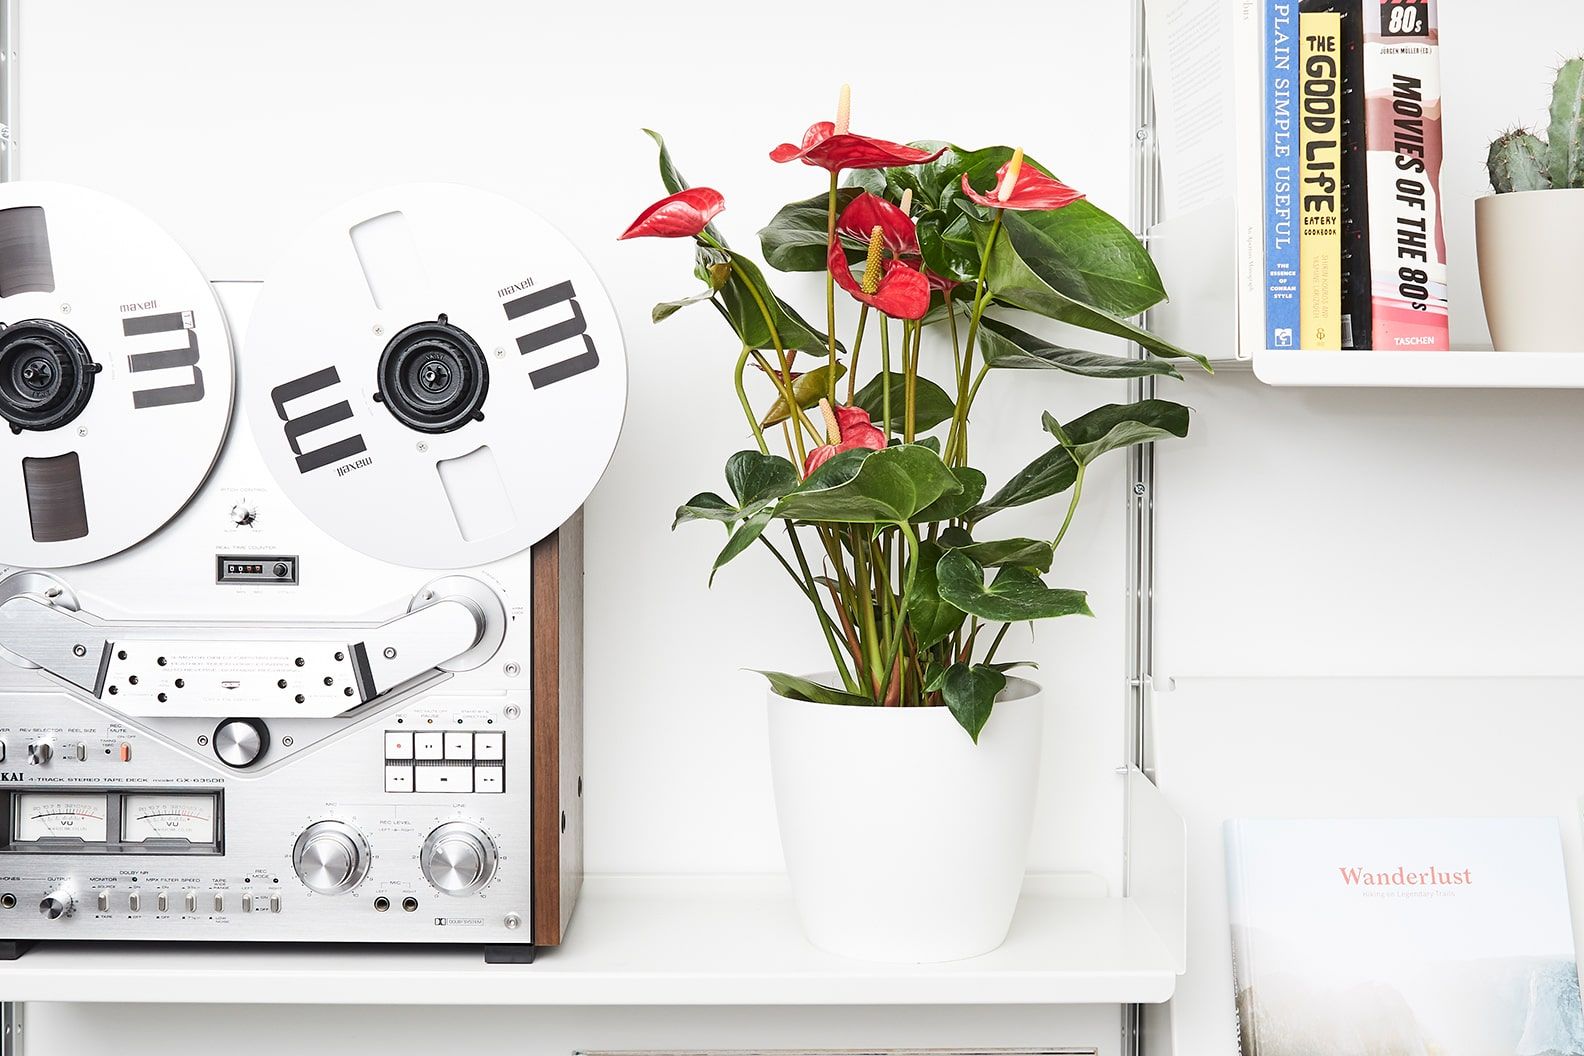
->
{"left": 1488, "top": 130, "right": 1553, "bottom": 193}
{"left": 1547, "top": 57, "right": 1584, "bottom": 188}
{"left": 1487, "top": 57, "right": 1584, "bottom": 192}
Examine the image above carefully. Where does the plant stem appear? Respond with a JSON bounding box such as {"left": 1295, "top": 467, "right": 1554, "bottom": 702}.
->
{"left": 876, "top": 523, "right": 922, "bottom": 701}
{"left": 846, "top": 305, "right": 871, "bottom": 403}
{"left": 763, "top": 532, "right": 857, "bottom": 692}
{"left": 750, "top": 350, "right": 815, "bottom": 459}
{"left": 880, "top": 319, "right": 893, "bottom": 439}
{"left": 903, "top": 321, "right": 918, "bottom": 444}
{"left": 733, "top": 345, "right": 769, "bottom": 455}
{"left": 825, "top": 170, "right": 840, "bottom": 403}
{"left": 1052, "top": 461, "right": 1087, "bottom": 550}
{"left": 944, "top": 210, "right": 1005, "bottom": 466}
{"left": 983, "top": 622, "right": 1012, "bottom": 665}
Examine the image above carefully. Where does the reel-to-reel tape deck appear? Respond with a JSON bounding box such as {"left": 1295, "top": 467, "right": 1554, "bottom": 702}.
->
{"left": 0, "top": 181, "right": 626, "bottom": 961}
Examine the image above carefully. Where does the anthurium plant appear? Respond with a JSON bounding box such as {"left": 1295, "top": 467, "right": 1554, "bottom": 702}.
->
{"left": 622, "top": 88, "right": 1206, "bottom": 740}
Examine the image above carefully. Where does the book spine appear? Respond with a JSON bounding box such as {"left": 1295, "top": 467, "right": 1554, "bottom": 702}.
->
{"left": 1235, "top": 0, "right": 1265, "bottom": 360}
{"left": 1298, "top": 11, "right": 1343, "bottom": 349}
{"left": 1263, "top": 1, "right": 1299, "bottom": 351}
{"left": 1363, "top": 0, "right": 1449, "bottom": 350}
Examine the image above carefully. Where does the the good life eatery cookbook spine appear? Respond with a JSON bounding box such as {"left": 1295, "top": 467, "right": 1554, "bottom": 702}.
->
{"left": 1226, "top": 817, "right": 1584, "bottom": 1055}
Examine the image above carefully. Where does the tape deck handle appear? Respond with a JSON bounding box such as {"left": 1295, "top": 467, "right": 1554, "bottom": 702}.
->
{"left": 0, "top": 578, "right": 504, "bottom": 719}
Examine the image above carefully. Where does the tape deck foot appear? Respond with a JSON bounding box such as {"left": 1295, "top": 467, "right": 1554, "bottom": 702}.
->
{"left": 483, "top": 944, "right": 536, "bottom": 965}
{"left": 0, "top": 941, "right": 35, "bottom": 961}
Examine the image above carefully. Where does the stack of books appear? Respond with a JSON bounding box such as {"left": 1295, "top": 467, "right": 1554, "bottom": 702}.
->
{"left": 1260, "top": 0, "right": 1449, "bottom": 352}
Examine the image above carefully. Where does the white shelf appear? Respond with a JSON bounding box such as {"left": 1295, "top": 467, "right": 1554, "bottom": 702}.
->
{"left": 1253, "top": 347, "right": 1584, "bottom": 388}
{"left": 0, "top": 874, "right": 1180, "bottom": 1006}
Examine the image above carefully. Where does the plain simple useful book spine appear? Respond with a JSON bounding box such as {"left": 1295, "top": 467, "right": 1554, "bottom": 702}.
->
{"left": 1363, "top": 0, "right": 1449, "bottom": 350}
{"left": 1299, "top": 10, "right": 1343, "bottom": 349}
{"left": 1263, "top": 1, "right": 1299, "bottom": 351}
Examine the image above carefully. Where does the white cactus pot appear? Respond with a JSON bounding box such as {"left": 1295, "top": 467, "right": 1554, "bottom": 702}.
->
{"left": 1476, "top": 188, "right": 1584, "bottom": 353}
{"left": 766, "top": 676, "right": 1044, "bottom": 963}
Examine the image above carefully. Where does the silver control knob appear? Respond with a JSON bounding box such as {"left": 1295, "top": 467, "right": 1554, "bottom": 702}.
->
{"left": 27, "top": 742, "right": 51, "bottom": 765}
{"left": 420, "top": 823, "right": 498, "bottom": 896}
{"left": 291, "top": 821, "right": 369, "bottom": 895}
{"left": 213, "top": 718, "right": 269, "bottom": 768}
{"left": 230, "top": 501, "right": 257, "bottom": 526}
{"left": 39, "top": 889, "right": 72, "bottom": 920}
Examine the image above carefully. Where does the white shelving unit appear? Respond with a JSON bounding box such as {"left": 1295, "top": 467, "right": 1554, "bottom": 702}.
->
{"left": 1254, "top": 347, "right": 1584, "bottom": 388}
{"left": 0, "top": 870, "right": 1183, "bottom": 1007}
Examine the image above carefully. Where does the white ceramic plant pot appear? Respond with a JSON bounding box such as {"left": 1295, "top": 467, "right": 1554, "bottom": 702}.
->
{"left": 767, "top": 676, "right": 1044, "bottom": 963}
{"left": 1476, "top": 188, "right": 1584, "bottom": 353}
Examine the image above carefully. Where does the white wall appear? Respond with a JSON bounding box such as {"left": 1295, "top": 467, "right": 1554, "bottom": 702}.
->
{"left": 14, "top": 1, "right": 1141, "bottom": 1052}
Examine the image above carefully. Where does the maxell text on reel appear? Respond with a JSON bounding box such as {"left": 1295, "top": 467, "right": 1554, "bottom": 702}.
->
{"left": 0, "top": 181, "right": 623, "bottom": 962}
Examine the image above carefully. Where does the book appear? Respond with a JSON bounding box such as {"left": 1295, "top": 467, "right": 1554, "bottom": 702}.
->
{"left": 1226, "top": 818, "right": 1584, "bottom": 1056}
{"left": 1362, "top": 0, "right": 1450, "bottom": 350}
{"left": 1301, "top": 0, "right": 1372, "bottom": 348}
{"left": 1262, "top": 1, "right": 1299, "bottom": 351}
{"left": 1298, "top": 11, "right": 1343, "bottom": 349}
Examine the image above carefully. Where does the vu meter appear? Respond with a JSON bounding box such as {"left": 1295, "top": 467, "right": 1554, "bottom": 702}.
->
{"left": 12, "top": 793, "right": 109, "bottom": 843}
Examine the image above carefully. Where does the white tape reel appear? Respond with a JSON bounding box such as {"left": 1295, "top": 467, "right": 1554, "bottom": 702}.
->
{"left": 244, "top": 184, "right": 626, "bottom": 569}
{"left": 0, "top": 182, "right": 234, "bottom": 568}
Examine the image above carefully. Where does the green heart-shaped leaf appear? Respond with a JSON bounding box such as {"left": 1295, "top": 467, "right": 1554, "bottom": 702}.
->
{"left": 724, "top": 451, "right": 800, "bottom": 509}
{"left": 947, "top": 536, "right": 1055, "bottom": 573}
{"left": 776, "top": 445, "right": 960, "bottom": 525}
{"left": 711, "top": 508, "right": 772, "bottom": 584}
{"left": 978, "top": 317, "right": 1182, "bottom": 379}
{"left": 701, "top": 246, "right": 838, "bottom": 355}
{"left": 917, "top": 209, "right": 980, "bottom": 286}
{"left": 1042, "top": 400, "right": 1189, "bottom": 466}
{"left": 969, "top": 400, "right": 1190, "bottom": 520}
{"left": 852, "top": 372, "right": 956, "bottom": 433}
{"left": 936, "top": 551, "right": 1092, "bottom": 622}
{"left": 673, "top": 492, "right": 738, "bottom": 529}
{"left": 759, "top": 670, "right": 876, "bottom": 707}
{"left": 914, "top": 466, "right": 986, "bottom": 523}
{"left": 940, "top": 662, "right": 1007, "bottom": 742}
{"left": 758, "top": 188, "right": 863, "bottom": 273}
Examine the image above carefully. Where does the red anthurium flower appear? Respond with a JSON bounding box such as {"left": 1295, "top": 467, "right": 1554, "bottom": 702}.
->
{"left": 960, "top": 151, "right": 1085, "bottom": 212}
{"left": 619, "top": 187, "right": 725, "bottom": 240}
{"left": 804, "top": 401, "right": 887, "bottom": 477}
{"left": 828, "top": 194, "right": 931, "bottom": 320}
{"left": 836, "top": 192, "right": 918, "bottom": 258}
{"left": 772, "top": 121, "right": 946, "bottom": 172}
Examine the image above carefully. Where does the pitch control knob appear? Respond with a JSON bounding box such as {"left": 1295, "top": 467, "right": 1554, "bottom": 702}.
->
{"left": 230, "top": 501, "right": 257, "bottom": 526}
{"left": 213, "top": 717, "right": 269, "bottom": 768}
{"left": 39, "top": 889, "right": 73, "bottom": 920}
{"left": 292, "top": 821, "right": 370, "bottom": 895}
{"left": 420, "top": 823, "right": 498, "bottom": 896}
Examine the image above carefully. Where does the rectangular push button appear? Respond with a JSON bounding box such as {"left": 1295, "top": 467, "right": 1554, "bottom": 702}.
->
{"left": 384, "top": 731, "right": 413, "bottom": 759}
{"left": 475, "top": 766, "right": 504, "bottom": 793}
{"left": 384, "top": 765, "right": 414, "bottom": 793}
{"left": 414, "top": 733, "right": 443, "bottom": 759}
{"left": 474, "top": 732, "right": 504, "bottom": 760}
{"left": 444, "top": 732, "right": 473, "bottom": 760}
{"left": 416, "top": 766, "right": 472, "bottom": 793}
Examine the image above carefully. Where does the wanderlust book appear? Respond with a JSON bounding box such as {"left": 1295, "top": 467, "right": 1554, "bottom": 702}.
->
{"left": 1297, "top": 11, "right": 1342, "bottom": 349}
{"left": 1362, "top": 0, "right": 1449, "bottom": 350}
{"left": 1226, "top": 818, "right": 1584, "bottom": 1056}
